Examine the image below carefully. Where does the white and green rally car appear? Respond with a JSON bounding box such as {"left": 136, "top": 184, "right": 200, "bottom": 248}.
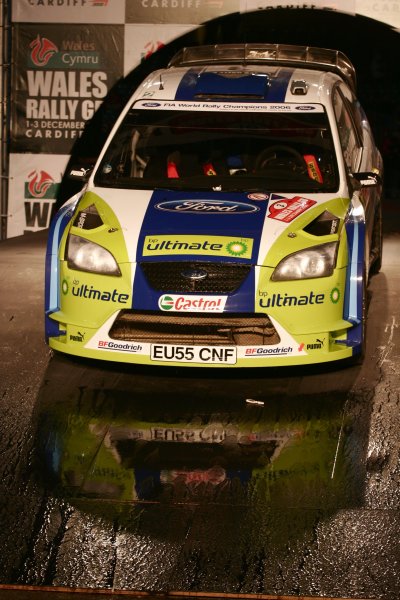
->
{"left": 45, "top": 44, "right": 383, "bottom": 367}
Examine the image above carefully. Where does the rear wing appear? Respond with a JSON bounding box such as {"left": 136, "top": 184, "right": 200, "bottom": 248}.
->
{"left": 168, "top": 43, "right": 356, "bottom": 92}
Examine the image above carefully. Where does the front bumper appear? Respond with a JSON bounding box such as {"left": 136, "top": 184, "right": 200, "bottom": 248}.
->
{"left": 48, "top": 310, "right": 355, "bottom": 367}
{"left": 47, "top": 256, "right": 358, "bottom": 366}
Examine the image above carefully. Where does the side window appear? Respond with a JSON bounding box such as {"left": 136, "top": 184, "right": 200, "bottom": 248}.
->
{"left": 333, "top": 88, "right": 361, "bottom": 172}
{"left": 348, "top": 97, "right": 364, "bottom": 139}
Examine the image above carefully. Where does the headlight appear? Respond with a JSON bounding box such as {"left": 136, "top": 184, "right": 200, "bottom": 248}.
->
{"left": 272, "top": 242, "right": 338, "bottom": 281}
{"left": 66, "top": 234, "right": 121, "bottom": 276}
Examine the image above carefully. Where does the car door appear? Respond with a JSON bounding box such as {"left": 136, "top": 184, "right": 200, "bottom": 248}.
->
{"left": 332, "top": 84, "right": 378, "bottom": 273}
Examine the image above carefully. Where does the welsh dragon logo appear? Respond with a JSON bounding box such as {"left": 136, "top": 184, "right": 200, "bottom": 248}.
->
{"left": 28, "top": 171, "right": 54, "bottom": 198}
{"left": 29, "top": 35, "right": 58, "bottom": 67}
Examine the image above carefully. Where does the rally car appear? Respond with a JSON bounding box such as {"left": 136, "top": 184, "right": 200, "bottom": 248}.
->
{"left": 45, "top": 44, "right": 383, "bottom": 367}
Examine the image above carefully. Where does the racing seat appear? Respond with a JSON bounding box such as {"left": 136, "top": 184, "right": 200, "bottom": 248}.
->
{"left": 142, "top": 150, "right": 198, "bottom": 179}
{"left": 201, "top": 150, "right": 249, "bottom": 176}
{"left": 166, "top": 150, "right": 201, "bottom": 178}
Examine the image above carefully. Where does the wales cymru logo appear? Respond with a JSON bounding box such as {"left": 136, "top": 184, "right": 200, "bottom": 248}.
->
{"left": 29, "top": 35, "right": 58, "bottom": 67}
{"left": 26, "top": 170, "right": 57, "bottom": 199}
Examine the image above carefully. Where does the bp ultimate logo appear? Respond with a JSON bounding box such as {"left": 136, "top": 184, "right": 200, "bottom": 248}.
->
{"left": 259, "top": 291, "right": 325, "bottom": 308}
{"left": 143, "top": 235, "right": 253, "bottom": 259}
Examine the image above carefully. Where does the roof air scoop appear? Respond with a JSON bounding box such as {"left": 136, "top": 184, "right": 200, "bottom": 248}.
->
{"left": 192, "top": 71, "right": 269, "bottom": 100}
{"left": 291, "top": 79, "right": 308, "bottom": 95}
{"left": 216, "top": 70, "right": 252, "bottom": 79}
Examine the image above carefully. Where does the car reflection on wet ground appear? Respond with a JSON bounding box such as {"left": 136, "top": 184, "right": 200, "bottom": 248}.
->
{"left": 5, "top": 355, "right": 388, "bottom": 598}
{"left": 34, "top": 362, "right": 362, "bottom": 514}
{"left": 0, "top": 227, "right": 400, "bottom": 600}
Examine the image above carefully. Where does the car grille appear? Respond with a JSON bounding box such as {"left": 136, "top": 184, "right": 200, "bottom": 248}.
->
{"left": 140, "top": 261, "right": 251, "bottom": 293}
{"left": 109, "top": 311, "right": 280, "bottom": 346}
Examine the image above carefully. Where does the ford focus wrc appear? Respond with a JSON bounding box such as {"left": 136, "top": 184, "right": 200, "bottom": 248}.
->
{"left": 45, "top": 44, "right": 383, "bottom": 367}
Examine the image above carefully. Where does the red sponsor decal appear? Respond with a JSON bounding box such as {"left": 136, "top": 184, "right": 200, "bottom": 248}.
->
{"left": 203, "top": 162, "right": 217, "bottom": 176}
{"left": 167, "top": 160, "right": 179, "bottom": 178}
{"left": 28, "top": 170, "right": 54, "bottom": 198}
{"left": 143, "top": 41, "right": 165, "bottom": 60}
{"left": 30, "top": 35, "right": 58, "bottom": 67}
{"left": 303, "top": 154, "right": 323, "bottom": 183}
{"left": 164, "top": 468, "right": 226, "bottom": 485}
{"left": 268, "top": 196, "right": 316, "bottom": 223}
{"left": 248, "top": 193, "right": 269, "bottom": 201}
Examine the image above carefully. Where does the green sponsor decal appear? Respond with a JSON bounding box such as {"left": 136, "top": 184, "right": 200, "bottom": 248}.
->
{"left": 143, "top": 235, "right": 253, "bottom": 259}
{"left": 330, "top": 287, "right": 340, "bottom": 304}
{"left": 160, "top": 295, "right": 174, "bottom": 310}
{"left": 226, "top": 240, "right": 249, "bottom": 257}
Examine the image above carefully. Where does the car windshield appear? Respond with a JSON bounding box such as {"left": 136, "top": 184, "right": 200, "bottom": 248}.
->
{"left": 94, "top": 103, "right": 339, "bottom": 193}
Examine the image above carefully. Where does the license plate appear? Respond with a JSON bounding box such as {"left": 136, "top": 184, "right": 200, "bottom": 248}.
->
{"left": 151, "top": 344, "right": 237, "bottom": 364}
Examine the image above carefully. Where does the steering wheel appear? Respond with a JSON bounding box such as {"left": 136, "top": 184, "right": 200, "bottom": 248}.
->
{"left": 255, "top": 145, "right": 307, "bottom": 174}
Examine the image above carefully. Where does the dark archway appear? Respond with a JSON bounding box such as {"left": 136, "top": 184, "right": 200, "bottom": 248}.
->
{"left": 61, "top": 8, "right": 400, "bottom": 205}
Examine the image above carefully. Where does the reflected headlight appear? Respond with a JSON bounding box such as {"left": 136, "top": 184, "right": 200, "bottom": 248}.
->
{"left": 272, "top": 242, "right": 338, "bottom": 281}
{"left": 66, "top": 234, "right": 121, "bottom": 276}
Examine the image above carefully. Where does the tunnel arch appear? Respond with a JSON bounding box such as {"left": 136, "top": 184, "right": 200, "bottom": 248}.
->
{"left": 63, "top": 8, "right": 400, "bottom": 204}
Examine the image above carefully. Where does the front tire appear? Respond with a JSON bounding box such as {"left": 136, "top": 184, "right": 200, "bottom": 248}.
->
{"left": 351, "top": 269, "right": 368, "bottom": 366}
{"left": 370, "top": 202, "right": 383, "bottom": 275}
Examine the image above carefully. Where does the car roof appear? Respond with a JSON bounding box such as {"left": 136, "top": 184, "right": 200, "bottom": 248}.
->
{"left": 169, "top": 44, "right": 356, "bottom": 91}
{"left": 135, "top": 63, "right": 344, "bottom": 106}
{"left": 133, "top": 44, "right": 355, "bottom": 107}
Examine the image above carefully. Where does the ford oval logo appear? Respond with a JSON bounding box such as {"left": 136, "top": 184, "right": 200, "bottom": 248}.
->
{"left": 181, "top": 268, "right": 208, "bottom": 281}
{"left": 295, "top": 105, "right": 316, "bottom": 111}
{"left": 142, "top": 102, "right": 161, "bottom": 107}
{"left": 155, "top": 200, "right": 259, "bottom": 214}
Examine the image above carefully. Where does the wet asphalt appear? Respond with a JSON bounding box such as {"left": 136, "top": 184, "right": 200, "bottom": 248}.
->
{"left": 0, "top": 205, "right": 399, "bottom": 600}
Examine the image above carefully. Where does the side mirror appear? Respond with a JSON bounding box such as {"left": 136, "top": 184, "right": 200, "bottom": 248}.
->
{"left": 68, "top": 166, "right": 93, "bottom": 182}
{"left": 351, "top": 171, "right": 382, "bottom": 188}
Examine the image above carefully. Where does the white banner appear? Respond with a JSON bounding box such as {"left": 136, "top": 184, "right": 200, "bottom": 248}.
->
{"left": 355, "top": 0, "right": 400, "bottom": 30}
{"left": 125, "top": 0, "right": 240, "bottom": 24}
{"left": 11, "top": 0, "right": 400, "bottom": 35}
{"left": 123, "top": 23, "right": 196, "bottom": 75}
{"left": 239, "top": 0, "right": 400, "bottom": 29}
{"left": 7, "top": 153, "right": 70, "bottom": 238}
{"left": 240, "top": 0, "right": 355, "bottom": 12}
{"left": 11, "top": 0, "right": 126, "bottom": 24}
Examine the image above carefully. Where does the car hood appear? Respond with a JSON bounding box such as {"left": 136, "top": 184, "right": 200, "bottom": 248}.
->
{"left": 87, "top": 187, "right": 347, "bottom": 266}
